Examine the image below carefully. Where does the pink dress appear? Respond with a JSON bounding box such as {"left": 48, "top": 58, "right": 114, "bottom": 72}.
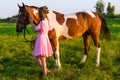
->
{"left": 33, "top": 18, "right": 53, "bottom": 57}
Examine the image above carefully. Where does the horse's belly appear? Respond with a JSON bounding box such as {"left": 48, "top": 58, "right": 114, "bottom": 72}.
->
{"left": 57, "top": 26, "right": 86, "bottom": 39}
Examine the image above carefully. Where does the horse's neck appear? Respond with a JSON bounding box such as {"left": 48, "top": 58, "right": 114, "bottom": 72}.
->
{"left": 32, "top": 10, "right": 40, "bottom": 24}
{"left": 28, "top": 7, "right": 40, "bottom": 25}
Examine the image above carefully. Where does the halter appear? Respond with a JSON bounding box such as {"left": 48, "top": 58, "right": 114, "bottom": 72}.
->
{"left": 17, "top": 11, "right": 29, "bottom": 26}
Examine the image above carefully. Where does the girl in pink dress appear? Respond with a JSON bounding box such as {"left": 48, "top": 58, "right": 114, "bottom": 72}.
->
{"left": 29, "top": 8, "right": 53, "bottom": 76}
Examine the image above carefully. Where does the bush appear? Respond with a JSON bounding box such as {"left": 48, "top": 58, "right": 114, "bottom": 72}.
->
{"left": 105, "top": 14, "right": 120, "bottom": 18}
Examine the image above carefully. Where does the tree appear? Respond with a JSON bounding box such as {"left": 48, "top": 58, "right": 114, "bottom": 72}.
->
{"left": 94, "top": 0, "right": 105, "bottom": 15}
{"left": 106, "top": 2, "right": 115, "bottom": 16}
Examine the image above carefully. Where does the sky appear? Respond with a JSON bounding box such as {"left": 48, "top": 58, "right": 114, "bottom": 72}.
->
{"left": 0, "top": 0, "right": 120, "bottom": 18}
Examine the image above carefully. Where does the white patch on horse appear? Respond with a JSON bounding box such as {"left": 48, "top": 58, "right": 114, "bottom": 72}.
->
{"left": 96, "top": 47, "right": 101, "bottom": 67}
{"left": 80, "top": 54, "right": 87, "bottom": 64}
{"left": 33, "top": 9, "right": 38, "bottom": 16}
{"left": 55, "top": 40, "right": 61, "bottom": 68}
{"left": 64, "top": 13, "right": 77, "bottom": 19}
{"left": 47, "top": 11, "right": 63, "bottom": 39}
{"left": 85, "top": 11, "right": 95, "bottom": 18}
{"left": 47, "top": 11, "right": 78, "bottom": 39}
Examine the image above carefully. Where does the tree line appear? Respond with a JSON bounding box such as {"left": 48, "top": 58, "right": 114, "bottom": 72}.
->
{"left": 94, "top": 0, "right": 117, "bottom": 17}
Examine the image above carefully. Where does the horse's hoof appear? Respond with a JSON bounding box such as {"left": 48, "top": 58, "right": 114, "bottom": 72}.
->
{"left": 56, "top": 66, "right": 61, "bottom": 70}
{"left": 96, "top": 64, "right": 99, "bottom": 67}
{"left": 79, "top": 63, "right": 85, "bottom": 69}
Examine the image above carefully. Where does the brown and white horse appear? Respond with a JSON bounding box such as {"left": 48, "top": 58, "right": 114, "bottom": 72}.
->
{"left": 16, "top": 3, "right": 110, "bottom": 69}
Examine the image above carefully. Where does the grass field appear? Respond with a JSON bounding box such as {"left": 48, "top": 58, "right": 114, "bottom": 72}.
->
{"left": 0, "top": 18, "right": 120, "bottom": 80}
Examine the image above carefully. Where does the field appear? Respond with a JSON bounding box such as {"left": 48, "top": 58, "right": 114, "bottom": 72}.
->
{"left": 0, "top": 18, "right": 120, "bottom": 80}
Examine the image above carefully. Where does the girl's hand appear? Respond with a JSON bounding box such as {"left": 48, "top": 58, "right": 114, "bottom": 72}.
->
{"left": 29, "top": 17, "right": 36, "bottom": 32}
{"left": 29, "top": 17, "right": 33, "bottom": 23}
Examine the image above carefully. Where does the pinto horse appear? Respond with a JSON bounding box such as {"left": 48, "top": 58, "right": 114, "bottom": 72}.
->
{"left": 16, "top": 3, "right": 110, "bottom": 69}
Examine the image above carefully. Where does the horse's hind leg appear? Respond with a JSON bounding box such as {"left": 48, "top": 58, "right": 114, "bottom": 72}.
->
{"left": 91, "top": 34, "right": 101, "bottom": 67}
{"left": 80, "top": 32, "right": 91, "bottom": 64}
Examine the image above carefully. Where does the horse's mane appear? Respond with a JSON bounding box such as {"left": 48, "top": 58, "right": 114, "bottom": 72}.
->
{"left": 25, "top": 5, "right": 39, "bottom": 9}
{"left": 30, "top": 6, "right": 39, "bottom": 9}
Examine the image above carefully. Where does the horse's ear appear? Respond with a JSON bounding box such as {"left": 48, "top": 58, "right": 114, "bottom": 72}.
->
{"left": 17, "top": 4, "right": 21, "bottom": 8}
{"left": 22, "top": 2, "right": 25, "bottom": 7}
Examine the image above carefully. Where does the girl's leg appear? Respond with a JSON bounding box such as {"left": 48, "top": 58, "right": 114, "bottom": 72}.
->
{"left": 34, "top": 56, "right": 42, "bottom": 67}
{"left": 34, "top": 56, "right": 50, "bottom": 75}
{"left": 41, "top": 56, "right": 48, "bottom": 75}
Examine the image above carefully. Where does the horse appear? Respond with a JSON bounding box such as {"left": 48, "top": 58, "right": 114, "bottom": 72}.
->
{"left": 16, "top": 3, "right": 110, "bottom": 69}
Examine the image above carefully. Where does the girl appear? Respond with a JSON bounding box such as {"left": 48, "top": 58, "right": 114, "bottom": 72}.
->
{"left": 29, "top": 7, "right": 53, "bottom": 76}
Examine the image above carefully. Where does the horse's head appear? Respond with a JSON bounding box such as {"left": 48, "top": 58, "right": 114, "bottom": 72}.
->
{"left": 16, "top": 3, "right": 49, "bottom": 33}
{"left": 16, "top": 3, "right": 30, "bottom": 33}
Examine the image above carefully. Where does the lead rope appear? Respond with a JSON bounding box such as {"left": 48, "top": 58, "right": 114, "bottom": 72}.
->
{"left": 28, "top": 19, "right": 36, "bottom": 49}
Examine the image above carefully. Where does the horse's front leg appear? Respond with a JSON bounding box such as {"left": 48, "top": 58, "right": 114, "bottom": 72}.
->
{"left": 53, "top": 41, "right": 61, "bottom": 69}
{"left": 48, "top": 29, "right": 61, "bottom": 69}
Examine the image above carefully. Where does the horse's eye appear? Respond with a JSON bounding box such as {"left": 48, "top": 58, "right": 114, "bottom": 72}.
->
{"left": 19, "top": 12, "right": 21, "bottom": 15}
{"left": 23, "top": 14, "right": 25, "bottom": 16}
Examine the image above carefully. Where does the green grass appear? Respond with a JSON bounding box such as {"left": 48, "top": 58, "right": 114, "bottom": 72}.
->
{"left": 0, "top": 18, "right": 120, "bottom": 80}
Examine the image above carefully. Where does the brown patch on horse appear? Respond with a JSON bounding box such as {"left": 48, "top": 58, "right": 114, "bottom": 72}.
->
{"left": 25, "top": 6, "right": 40, "bottom": 24}
{"left": 66, "top": 18, "right": 79, "bottom": 37}
{"left": 66, "top": 13, "right": 88, "bottom": 38}
{"left": 87, "top": 13, "right": 101, "bottom": 35}
{"left": 53, "top": 11, "right": 65, "bottom": 25}
{"left": 48, "top": 28, "right": 57, "bottom": 51}
{"left": 58, "top": 35, "right": 66, "bottom": 40}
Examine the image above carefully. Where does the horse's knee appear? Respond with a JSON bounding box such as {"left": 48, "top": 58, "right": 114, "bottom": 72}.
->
{"left": 84, "top": 46, "right": 90, "bottom": 55}
{"left": 83, "top": 33, "right": 91, "bottom": 55}
{"left": 53, "top": 50, "right": 61, "bottom": 69}
{"left": 53, "top": 52, "right": 57, "bottom": 59}
{"left": 53, "top": 51, "right": 59, "bottom": 59}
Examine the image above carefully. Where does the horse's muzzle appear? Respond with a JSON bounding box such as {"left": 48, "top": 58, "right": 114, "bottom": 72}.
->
{"left": 16, "top": 25, "right": 24, "bottom": 33}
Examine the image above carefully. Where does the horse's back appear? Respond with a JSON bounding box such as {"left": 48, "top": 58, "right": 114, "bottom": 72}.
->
{"left": 64, "top": 11, "right": 102, "bottom": 38}
{"left": 76, "top": 12, "right": 102, "bottom": 35}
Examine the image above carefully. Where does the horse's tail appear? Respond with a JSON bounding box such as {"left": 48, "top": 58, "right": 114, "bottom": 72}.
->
{"left": 99, "top": 14, "right": 110, "bottom": 40}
